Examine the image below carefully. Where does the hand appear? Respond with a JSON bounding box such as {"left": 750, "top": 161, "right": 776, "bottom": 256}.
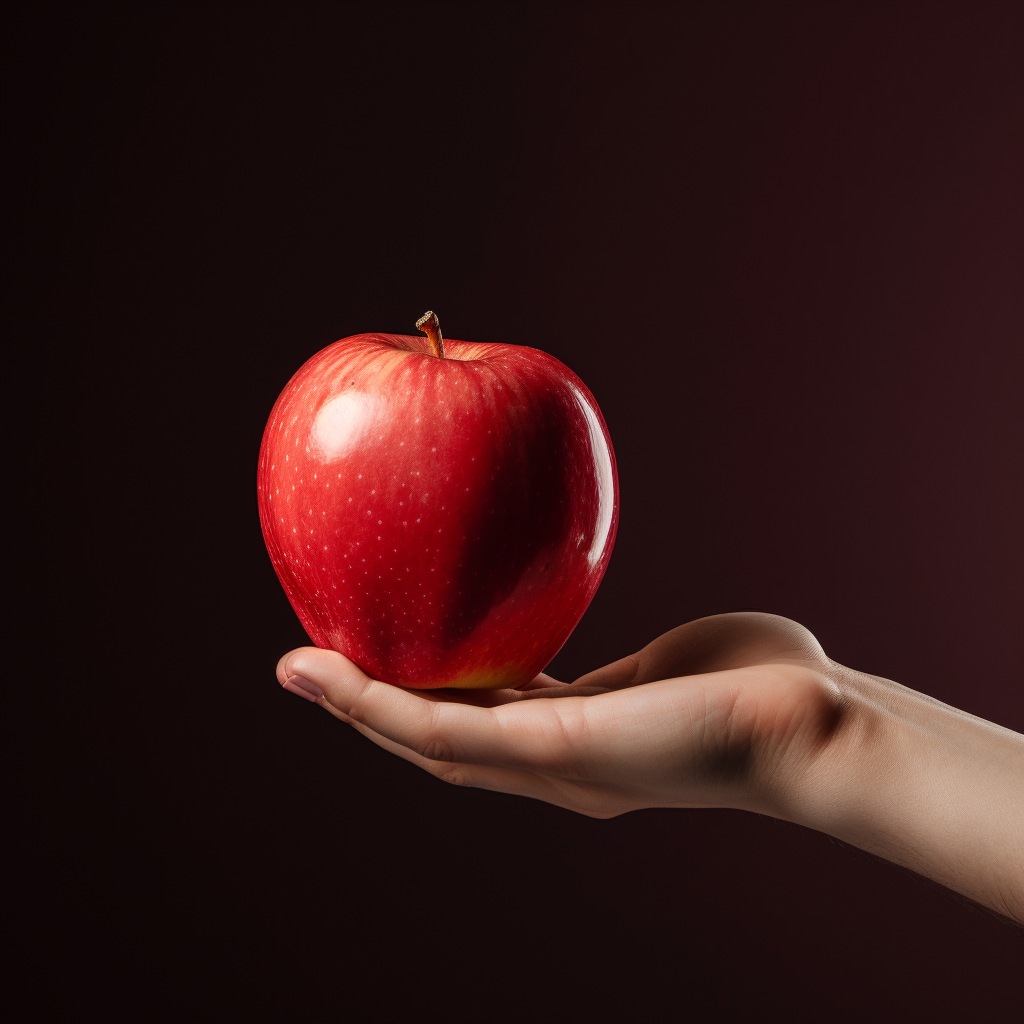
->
{"left": 276, "top": 612, "right": 842, "bottom": 819}
{"left": 278, "top": 611, "right": 1024, "bottom": 922}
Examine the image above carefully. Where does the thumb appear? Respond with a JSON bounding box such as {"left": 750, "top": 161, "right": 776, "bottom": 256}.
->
{"left": 572, "top": 653, "right": 642, "bottom": 691}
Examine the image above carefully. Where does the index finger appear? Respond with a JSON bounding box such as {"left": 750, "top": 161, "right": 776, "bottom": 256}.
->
{"left": 278, "top": 648, "right": 579, "bottom": 769}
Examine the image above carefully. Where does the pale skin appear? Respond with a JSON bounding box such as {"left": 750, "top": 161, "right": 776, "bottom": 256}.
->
{"left": 277, "top": 612, "right": 1024, "bottom": 924}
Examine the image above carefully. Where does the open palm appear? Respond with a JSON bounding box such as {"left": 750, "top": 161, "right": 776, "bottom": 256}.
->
{"left": 277, "top": 612, "right": 843, "bottom": 818}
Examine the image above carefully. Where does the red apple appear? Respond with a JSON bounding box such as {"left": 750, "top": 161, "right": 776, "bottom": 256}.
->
{"left": 257, "top": 312, "right": 618, "bottom": 689}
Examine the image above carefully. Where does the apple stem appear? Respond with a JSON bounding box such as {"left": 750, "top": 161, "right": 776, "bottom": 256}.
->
{"left": 416, "top": 311, "right": 445, "bottom": 359}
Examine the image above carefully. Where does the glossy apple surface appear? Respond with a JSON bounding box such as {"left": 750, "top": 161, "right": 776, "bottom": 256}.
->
{"left": 257, "top": 331, "right": 617, "bottom": 688}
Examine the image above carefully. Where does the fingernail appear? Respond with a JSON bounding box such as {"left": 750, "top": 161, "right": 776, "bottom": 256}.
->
{"left": 282, "top": 675, "right": 324, "bottom": 703}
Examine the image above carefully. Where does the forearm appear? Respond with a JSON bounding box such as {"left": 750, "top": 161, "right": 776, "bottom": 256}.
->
{"left": 773, "top": 666, "right": 1024, "bottom": 923}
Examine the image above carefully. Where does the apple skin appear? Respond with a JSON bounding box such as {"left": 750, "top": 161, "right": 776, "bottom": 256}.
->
{"left": 257, "top": 331, "right": 618, "bottom": 689}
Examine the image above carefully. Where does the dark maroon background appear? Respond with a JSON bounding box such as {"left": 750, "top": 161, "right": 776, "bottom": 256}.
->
{"left": 28, "top": 0, "right": 1023, "bottom": 1015}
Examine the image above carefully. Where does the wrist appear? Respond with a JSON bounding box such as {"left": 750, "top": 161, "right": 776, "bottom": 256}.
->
{"left": 765, "top": 664, "right": 1024, "bottom": 922}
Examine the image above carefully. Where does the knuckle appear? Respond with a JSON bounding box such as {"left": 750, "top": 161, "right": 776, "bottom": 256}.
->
{"left": 338, "top": 676, "right": 375, "bottom": 721}
{"left": 433, "top": 765, "right": 474, "bottom": 788}
{"left": 419, "top": 731, "right": 455, "bottom": 763}
{"left": 533, "top": 703, "right": 591, "bottom": 775}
